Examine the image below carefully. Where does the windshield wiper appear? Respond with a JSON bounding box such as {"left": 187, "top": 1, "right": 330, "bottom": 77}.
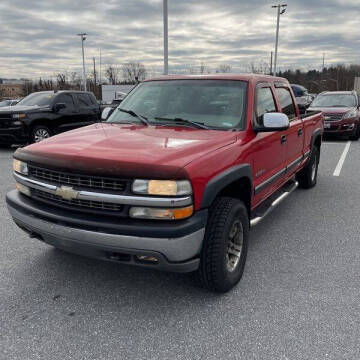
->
{"left": 118, "top": 108, "right": 149, "bottom": 126}
{"left": 154, "top": 116, "right": 210, "bottom": 129}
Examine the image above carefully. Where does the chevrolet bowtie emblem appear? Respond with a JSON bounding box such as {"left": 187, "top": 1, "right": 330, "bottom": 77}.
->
{"left": 55, "top": 186, "right": 79, "bottom": 200}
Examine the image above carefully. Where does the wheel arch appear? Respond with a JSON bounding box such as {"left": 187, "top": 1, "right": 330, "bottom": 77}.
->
{"left": 200, "top": 164, "right": 253, "bottom": 216}
{"left": 311, "top": 128, "right": 322, "bottom": 150}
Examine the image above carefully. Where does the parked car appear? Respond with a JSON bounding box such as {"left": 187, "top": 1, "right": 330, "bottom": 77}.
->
{"left": 0, "top": 90, "right": 100, "bottom": 147}
{"left": 291, "top": 84, "right": 313, "bottom": 114}
{"left": 308, "top": 90, "right": 360, "bottom": 140}
{"left": 100, "top": 94, "right": 129, "bottom": 120}
{"left": 0, "top": 99, "right": 21, "bottom": 107}
{"left": 6, "top": 74, "right": 323, "bottom": 292}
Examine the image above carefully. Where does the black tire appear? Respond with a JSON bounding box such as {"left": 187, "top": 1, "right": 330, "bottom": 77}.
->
{"left": 196, "top": 197, "right": 249, "bottom": 293}
{"left": 31, "top": 125, "right": 52, "bottom": 144}
{"left": 296, "top": 146, "right": 319, "bottom": 189}
{"left": 349, "top": 124, "right": 360, "bottom": 141}
{"left": 0, "top": 144, "right": 12, "bottom": 148}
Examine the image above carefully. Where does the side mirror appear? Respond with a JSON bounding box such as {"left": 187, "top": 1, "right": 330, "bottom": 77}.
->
{"left": 101, "top": 107, "right": 114, "bottom": 121}
{"left": 255, "top": 113, "right": 290, "bottom": 132}
{"left": 53, "top": 103, "right": 66, "bottom": 112}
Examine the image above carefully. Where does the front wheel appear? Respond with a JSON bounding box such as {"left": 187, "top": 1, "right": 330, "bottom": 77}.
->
{"left": 196, "top": 197, "right": 249, "bottom": 293}
{"left": 31, "top": 125, "right": 51, "bottom": 144}
{"left": 296, "top": 146, "right": 319, "bottom": 189}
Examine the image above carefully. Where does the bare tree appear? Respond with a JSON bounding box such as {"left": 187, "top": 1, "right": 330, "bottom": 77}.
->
{"left": 199, "top": 62, "right": 209, "bottom": 74}
{"left": 248, "top": 60, "right": 270, "bottom": 75}
{"left": 105, "top": 65, "right": 120, "bottom": 85}
{"left": 122, "top": 62, "right": 146, "bottom": 84}
{"left": 216, "top": 64, "right": 232, "bottom": 73}
{"left": 56, "top": 73, "right": 67, "bottom": 89}
{"left": 69, "top": 72, "right": 82, "bottom": 90}
{"left": 0, "top": 86, "right": 6, "bottom": 100}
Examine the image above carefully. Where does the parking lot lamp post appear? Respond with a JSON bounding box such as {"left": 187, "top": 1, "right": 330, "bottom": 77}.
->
{"left": 77, "top": 33, "right": 87, "bottom": 91}
{"left": 163, "top": 0, "right": 168, "bottom": 75}
{"left": 272, "top": 4, "right": 287, "bottom": 76}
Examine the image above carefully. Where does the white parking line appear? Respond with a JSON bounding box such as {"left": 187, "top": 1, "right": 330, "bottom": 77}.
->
{"left": 333, "top": 141, "right": 351, "bottom": 176}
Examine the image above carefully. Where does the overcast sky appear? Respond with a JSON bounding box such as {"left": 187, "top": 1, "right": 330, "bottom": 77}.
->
{"left": 0, "top": 0, "right": 359, "bottom": 79}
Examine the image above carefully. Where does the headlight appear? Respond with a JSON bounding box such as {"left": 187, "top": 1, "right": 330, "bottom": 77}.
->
{"left": 132, "top": 179, "right": 192, "bottom": 196}
{"left": 129, "top": 205, "right": 193, "bottom": 220}
{"left": 12, "top": 113, "right": 26, "bottom": 119}
{"left": 13, "top": 159, "right": 28, "bottom": 175}
{"left": 343, "top": 110, "right": 357, "bottom": 119}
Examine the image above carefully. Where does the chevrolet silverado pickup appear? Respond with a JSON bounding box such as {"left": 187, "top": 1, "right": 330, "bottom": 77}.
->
{"left": 0, "top": 90, "right": 100, "bottom": 147}
{"left": 6, "top": 75, "right": 324, "bottom": 292}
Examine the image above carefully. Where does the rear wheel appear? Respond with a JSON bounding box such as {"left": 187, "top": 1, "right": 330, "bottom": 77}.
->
{"left": 31, "top": 125, "right": 51, "bottom": 143}
{"left": 296, "top": 146, "right": 319, "bottom": 189}
{"left": 196, "top": 197, "right": 249, "bottom": 293}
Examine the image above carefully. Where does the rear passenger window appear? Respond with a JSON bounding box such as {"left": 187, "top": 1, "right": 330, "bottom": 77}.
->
{"left": 75, "top": 94, "right": 93, "bottom": 108}
{"left": 256, "top": 87, "right": 277, "bottom": 121}
{"left": 55, "top": 94, "right": 75, "bottom": 112}
{"left": 275, "top": 88, "right": 296, "bottom": 119}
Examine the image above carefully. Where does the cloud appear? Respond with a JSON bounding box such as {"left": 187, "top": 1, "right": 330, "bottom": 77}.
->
{"left": 0, "top": 0, "right": 359, "bottom": 79}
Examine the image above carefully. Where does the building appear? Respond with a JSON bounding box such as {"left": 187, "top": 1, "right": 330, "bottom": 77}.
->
{"left": 0, "top": 83, "right": 24, "bottom": 99}
{"left": 101, "top": 85, "right": 135, "bottom": 103}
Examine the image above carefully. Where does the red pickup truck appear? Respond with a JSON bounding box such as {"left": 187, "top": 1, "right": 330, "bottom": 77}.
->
{"left": 6, "top": 74, "right": 323, "bottom": 292}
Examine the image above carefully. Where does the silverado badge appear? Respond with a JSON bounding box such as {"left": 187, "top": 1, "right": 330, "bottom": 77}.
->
{"left": 55, "top": 186, "right": 79, "bottom": 201}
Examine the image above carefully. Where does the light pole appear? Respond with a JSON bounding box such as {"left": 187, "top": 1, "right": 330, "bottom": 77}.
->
{"left": 77, "top": 33, "right": 87, "bottom": 91}
{"left": 271, "top": 4, "right": 287, "bottom": 76}
{"left": 163, "top": 0, "right": 168, "bottom": 75}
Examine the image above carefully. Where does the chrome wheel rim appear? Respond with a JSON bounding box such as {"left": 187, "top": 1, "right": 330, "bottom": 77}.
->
{"left": 226, "top": 220, "right": 243, "bottom": 272}
{"left": 34, "top": 128, "right": 50, "bottom": 142}
{"left": 311, "top": 154, "right": 317, "bottom": 182}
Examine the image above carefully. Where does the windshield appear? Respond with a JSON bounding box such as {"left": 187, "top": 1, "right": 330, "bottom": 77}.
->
{"left": 107, "top": 80, "right": 248, "bottom": 129}
{"left": 311, "top": 94, "right": 356, "bottom": 108}
{"left": 17, "top": 92, "right": 55, "bottom": 106}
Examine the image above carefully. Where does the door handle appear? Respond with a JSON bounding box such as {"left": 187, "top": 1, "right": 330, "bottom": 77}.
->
{"left": 297, "top": 128, "right": 303, "bottom": 137}
{"left": 281, "top": 135, "right": 287, "bottom": 144}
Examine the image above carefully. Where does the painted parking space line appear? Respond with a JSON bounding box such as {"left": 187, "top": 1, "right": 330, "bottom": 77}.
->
{"left": 333, "top": 141, "right": 351, "bottom": 176}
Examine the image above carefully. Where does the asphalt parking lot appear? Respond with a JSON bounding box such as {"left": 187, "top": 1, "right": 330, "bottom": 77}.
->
{"left": 1, "top": 140, "right": 359, "bottom": 360}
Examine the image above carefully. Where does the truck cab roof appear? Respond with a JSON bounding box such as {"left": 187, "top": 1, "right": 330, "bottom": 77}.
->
{"left": 145, "top": 74, "right": 289, "bottom": 84}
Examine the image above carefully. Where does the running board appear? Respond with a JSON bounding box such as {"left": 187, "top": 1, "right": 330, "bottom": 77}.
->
{"left": 250, "top": 180, "right": 298, "bottom": 227}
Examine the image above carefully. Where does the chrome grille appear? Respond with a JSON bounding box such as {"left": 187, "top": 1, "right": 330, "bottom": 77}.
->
{"left": 28, "top": 165, "right": 128, "bottom": 192}
{"left": 32, "top": 188, "right": 124, "bottom": 212}
{"left": 324, "top": 113, "right": 343, "bottom": 121}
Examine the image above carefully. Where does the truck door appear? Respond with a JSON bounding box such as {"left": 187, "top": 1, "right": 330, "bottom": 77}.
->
{"left": 53, "top": 93, "right": 79, "bottom": 134}
{"left": 252, "top": 83, "right": 287, "bottom": 204}
{"left": 73, "top": 93, "right": 99, "bottom": 128}
{"left": 274, "top": 86, "right": 304, "bottom": 178}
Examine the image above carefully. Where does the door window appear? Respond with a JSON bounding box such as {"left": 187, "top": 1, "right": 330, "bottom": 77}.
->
{"left": 275, "top": 88, "right": 296, "bottom": 119}
{"left": 256, "top": 87, "right": 277, "bottom": 122}
{"left": 55, "top": 94, "right": 75, "bottom": 112}
{"left": 75, "top": 93, "right": 93, "bottom": 108}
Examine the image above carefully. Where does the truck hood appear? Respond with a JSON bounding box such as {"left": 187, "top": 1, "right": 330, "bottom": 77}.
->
{"left": 0, "top": 105, "right": 49, "bottom": 114}
{"left": 15, "top": 123, "right": 237, "bottom": 179}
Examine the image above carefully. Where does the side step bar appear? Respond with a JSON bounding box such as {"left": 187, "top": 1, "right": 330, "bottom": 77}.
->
{"left": 250, "top": 180, "right": 298, "bottom": 227}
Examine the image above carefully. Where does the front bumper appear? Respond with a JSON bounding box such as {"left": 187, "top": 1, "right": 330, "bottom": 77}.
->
{"left": 324, "top": 119, "right": 358, "bottom": 136}
{"left": 0, "top": 126, "right": 27, "bottom": 144}
{"left": 6, "top": 190, "right": 207, "bottom": 272}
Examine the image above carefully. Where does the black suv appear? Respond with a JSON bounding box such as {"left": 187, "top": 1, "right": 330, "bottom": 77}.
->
{"left": 0, "top": 90, "right": 100, "bottom": 146}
